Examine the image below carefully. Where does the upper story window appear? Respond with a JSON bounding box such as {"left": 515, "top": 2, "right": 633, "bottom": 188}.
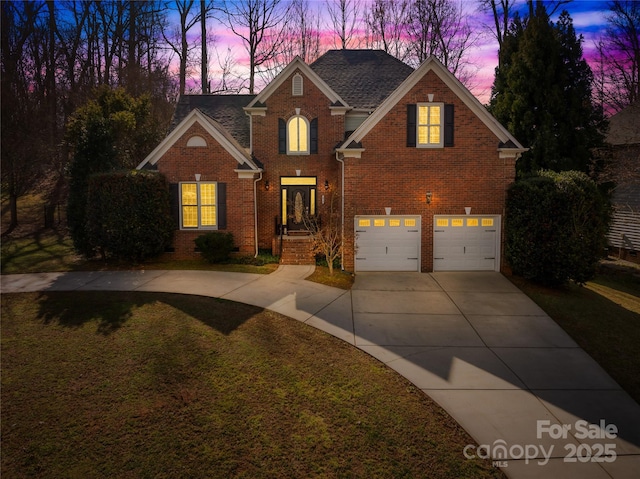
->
{"left": 417, "top": 103, "right": 443, "bottom": 148}
{"left": 279, "top": 116, "right": 318, "bottom": 155}
{"left": 292, "top": 73, "right": 303, "bottom": 96}
{"left": 287, "top": 115, "right": 310, "bottom": 154}
{"left": 180, "top": 182, "right": 217, "bottom": 229}
{"left": 186, "top": 135, "right": 207, "bottom": 147}
{"left": 407, "top": 103, "right": 454, "bottom": 148}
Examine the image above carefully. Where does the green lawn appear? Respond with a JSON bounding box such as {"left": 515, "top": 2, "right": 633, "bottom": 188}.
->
{"left": 510, "top": 261, "right": 640, "bottom": 403}
{"left": 1, "top": 291, "right": 502, "bottom": 478}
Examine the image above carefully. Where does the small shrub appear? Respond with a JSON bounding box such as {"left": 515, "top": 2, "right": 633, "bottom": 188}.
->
{"left": 195, "top": 232, "right": 234, "bottom": 263}
{"left": 231, "top": 250, "right": 279, "bottom": 266}
{"left": 505, "top": 170, "right": 609, "bottom": 286}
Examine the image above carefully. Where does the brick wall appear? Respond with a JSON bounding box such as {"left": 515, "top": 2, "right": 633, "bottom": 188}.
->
{"left": 155, "top": 67, "right": 517, "bottom": 270}
{"left": 154, "top": 122, "right": 256, "bottom": 259}
{"left": 342, "top": 70, "right": 516, "bottom": 272}
{"left": 252, "top": 68, "right": 342, "bottom": 249}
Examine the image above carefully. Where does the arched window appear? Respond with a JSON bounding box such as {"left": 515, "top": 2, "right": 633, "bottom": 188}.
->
{"left": 186, "top": 135, "right": 207, "bottom": 147}
{"left": 292, "top": 73, "right": 303, "bottom": 96}
{"left": 287, "top": 115, "right": 309, "bottom": 154}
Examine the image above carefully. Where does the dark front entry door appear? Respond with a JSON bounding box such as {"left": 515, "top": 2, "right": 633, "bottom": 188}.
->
{"left": 286, "top": 186, "right": 311, "bottom": 231}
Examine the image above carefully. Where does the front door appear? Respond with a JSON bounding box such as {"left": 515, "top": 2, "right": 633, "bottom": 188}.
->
{"left": 280, "top": 177, "right": 317, "bottom": 233}
{"left": 287, "top": 186, "right": 311, "bottom": 231}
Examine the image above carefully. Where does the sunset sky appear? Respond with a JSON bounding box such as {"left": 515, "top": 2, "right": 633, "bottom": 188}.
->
{"left": 192, "top": 0, "right": 614, "bottom": 103}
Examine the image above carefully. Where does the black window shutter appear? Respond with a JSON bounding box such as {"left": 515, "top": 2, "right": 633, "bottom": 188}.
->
{"left": 310, "top": 118, "right": 318, "bottom": 154}
{"left": 169, "top": 183, "right": 180, "bottom": 228}
{"left": 278, "top": 119, "right": 286, "bottom": 154}
{"left": 217, "top": 182, "right": 227, "bottom": 229}
{"left": 444, "top": 104, "right": 454, "bottom": 147}
{"left": 407, "top": 104, "right": 417, "bottom": 147}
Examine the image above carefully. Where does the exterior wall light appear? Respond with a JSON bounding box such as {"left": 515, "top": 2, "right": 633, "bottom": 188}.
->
{"left": 426, "top": 192, "right": 432, "bottom": 204}
{"left": 324, "top": 180, "right": 329, "bottom": 190}
{"left": 265, "top": 180, "right": 270, "bottom": 191}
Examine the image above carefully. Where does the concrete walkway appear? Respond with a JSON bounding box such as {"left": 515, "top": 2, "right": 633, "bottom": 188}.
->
{"left": 2, "top": 266, "right": 639, "bottom": 478}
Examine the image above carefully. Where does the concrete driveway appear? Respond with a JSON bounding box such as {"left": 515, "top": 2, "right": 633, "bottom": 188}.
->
{"left": 2, "top": 267, "right": 639, "bottom": 478}
{"left": 352, "top": 272, "right": 640, "bottom": 478}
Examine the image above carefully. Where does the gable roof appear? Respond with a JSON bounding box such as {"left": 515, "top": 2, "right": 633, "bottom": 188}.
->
{"left": 337, "top": 55, "right": 526, "bottom": 153}
{"left": 137, "top": 108, "right": 261, "bottom": 172}
{"left": 310, "top": 50, "right": 414, "bottom": 111}
{"left": 245, "top": 56, "right": 348, "bottom": 109}
{"left": 170, "top": 95, "right": 255, "bottom": 149}
{"left": 607, "top": 102, "right": 640, "bottom": 146}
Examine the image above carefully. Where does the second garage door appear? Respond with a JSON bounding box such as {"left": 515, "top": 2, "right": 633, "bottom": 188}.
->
{"left": 355, "top": 215, "right": 421, "bottom": 271}
{"left": 433, "top": 215, "right": 500, "bottom": 271}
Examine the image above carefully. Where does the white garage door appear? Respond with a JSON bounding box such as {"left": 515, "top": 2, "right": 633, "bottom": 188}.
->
{"left": 433, "top": 215, "right": 500, "bottom": 271}
{"left": 355, "top": 215, "right": 421, "bottom": 271}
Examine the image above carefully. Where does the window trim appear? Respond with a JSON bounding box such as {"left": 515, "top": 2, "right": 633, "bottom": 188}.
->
{"left": 416, "top": 102, "right": 444, "bottom": 148}
{"left": 286, "top": 115, "right": 310, "bottom": 155}
{"left": 292, "top": 73, "right": 303, "bottom": 96}
{"left": 179, "top": 181, "right": 218, "bottom": 230}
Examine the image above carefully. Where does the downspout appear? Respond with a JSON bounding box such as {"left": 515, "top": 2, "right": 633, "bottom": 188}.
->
{"left": 335, "top": 152, "right": 345, "bottom": 271}
{"left": 254, "top": 172, "right": 262, "bottom": 258}
{"left": 245, "top": 109, "right": 262, "bottom": 258}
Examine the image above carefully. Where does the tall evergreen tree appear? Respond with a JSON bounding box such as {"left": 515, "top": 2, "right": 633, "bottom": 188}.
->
{"left": 66, "top": 87, "right": 161, "bottom": 257}
{"left": 489, "top": 2, "right": 606, "bottom": 175}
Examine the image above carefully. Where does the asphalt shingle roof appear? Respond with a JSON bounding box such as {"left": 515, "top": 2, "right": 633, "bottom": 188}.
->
{"left": 310, "top": 50, "right": 414, "bottom": 110}
{"left": 168, "top": 51, "right": 415, "bottom": 147}
{"left": 170, "top": 94, "right": 255, "bottom": 149}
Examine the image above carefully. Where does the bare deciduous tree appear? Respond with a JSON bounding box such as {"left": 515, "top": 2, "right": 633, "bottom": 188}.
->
{"left": 594, "top": 0, "right": 640, "bottom": 113}
{"left": 221, "top": 0, "right": 289, "bottom": 94}
{"left": 365, "top": 0, "right": 411, "bottom": 61}
{"left": 162, "top": 0, "right": 200, "bottom": 95}
{"left": 302, "top": 193, "right": 343, "bottom": 276}
{"left": 210, "top": 47, "right": 246, "bottom": 93}
{"left": 326, "top": 0, "right": 362, "bottom": 49}
{"left": 406, "top": 0, "right": 478, "bottom": 84}
{"left": 279, "top": 0, "right": 322, "bottom": 64}
{"left": 478, "top": 0, "right": 515, "bottom": 52}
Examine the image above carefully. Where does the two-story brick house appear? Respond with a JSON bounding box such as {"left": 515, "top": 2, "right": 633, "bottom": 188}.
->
{"left": 138, "top": 50, "right": 525, "bottom": 272}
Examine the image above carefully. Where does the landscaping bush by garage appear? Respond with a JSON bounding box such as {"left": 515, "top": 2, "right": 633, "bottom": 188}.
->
{"left": 86, "top": 170, "right": 173, "bottom": 261}
{"left": 505, "top": 170, "right": 609, "bottom": 286}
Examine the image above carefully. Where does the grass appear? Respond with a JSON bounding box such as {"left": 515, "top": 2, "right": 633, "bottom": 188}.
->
{"left": 1, "top": 194, "right": 345, "bottom": 287}
{"left": 1, "top": 291, "right": 502, "bottom": 479}
{"left": 509, "top": 261, "right": 640, "bottom": 403}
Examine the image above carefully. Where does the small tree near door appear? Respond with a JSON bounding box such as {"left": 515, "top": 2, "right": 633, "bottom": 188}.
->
{"left": 303, "top": 192, "right": 342, "bottom": 275}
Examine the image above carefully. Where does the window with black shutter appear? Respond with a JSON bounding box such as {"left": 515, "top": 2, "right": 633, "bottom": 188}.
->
{"left": 407, "top": 103, "right": 454, "bottom": 148}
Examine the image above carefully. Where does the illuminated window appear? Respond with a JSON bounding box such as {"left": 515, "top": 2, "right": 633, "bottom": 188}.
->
{"left": 417, "top": 103, "right": 443, "bottom": 147}
{"left": 467, "top": 218, "right": 479, "bottom": 227}
{"left": 287, "top": 116, "right": 309, "bottom": 154}
{"left": 390, "top": 219, "right": 401, "bottom": 227}
{"left": 452, "top": 218, "right": 464, "bottom": 227}
{"left": 482, "top": 218, "right": 494, "bottom": 227}
{"left": 405, "top": 218, "right": 417, "bottom": 227}
{"left": 436, "top": 218, "right": 449, "bottom": 227}
{"left": 374, "top": 219, "right": 385, "bottom": 226}
{"left": 180, "top": 182, "right": 217, "bottom": 229}
{"left": 358, "top": 219, "right": 371, "bottom": 227}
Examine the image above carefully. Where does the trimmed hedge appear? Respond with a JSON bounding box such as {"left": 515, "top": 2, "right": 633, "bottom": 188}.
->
{"left": 505, "top": 170, "right": 609, "bottom": 286}
{"left": 86, "top": 170, "right": 174, "bottom": 261}
{"left": 195, "top": 232, "right": 235, "bottom": 263}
